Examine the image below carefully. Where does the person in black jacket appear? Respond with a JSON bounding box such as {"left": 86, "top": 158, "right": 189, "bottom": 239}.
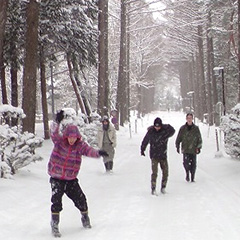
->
{"left": 141, "top": 117, "right": 175, "bottom": 195}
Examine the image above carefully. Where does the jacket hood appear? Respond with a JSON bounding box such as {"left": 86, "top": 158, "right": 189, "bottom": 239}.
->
{"left": 63, "top": 125, "right": 82, "bottom": 140}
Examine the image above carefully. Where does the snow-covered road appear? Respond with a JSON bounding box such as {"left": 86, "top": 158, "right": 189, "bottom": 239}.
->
{"left": 1, "top": 111, "right": 240, "bottom": 240}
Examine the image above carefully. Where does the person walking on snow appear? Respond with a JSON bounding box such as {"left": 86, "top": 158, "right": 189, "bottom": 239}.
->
{"left": 97, "top": 115, "right": 117, "bottom": 172}
{"left": 48, "top": 110, "right": 108, "bottom": 238}
{"left": 141, "top": 117, "right": 175, "bottom": 195}
{"left": 175, "top": 113, "right": 202, "bottom": 182}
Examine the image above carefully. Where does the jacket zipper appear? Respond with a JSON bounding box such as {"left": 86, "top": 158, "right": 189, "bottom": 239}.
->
{"left": 61, "top": 145, "right": 72, "bottom": 179}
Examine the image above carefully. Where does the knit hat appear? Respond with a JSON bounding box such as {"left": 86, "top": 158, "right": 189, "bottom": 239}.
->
{"left": 63, "top": 125, "right": 81, "bottom": 140}
{"left": 101, "top": 115, "right": 109, "bottom": 122}
{"left": 154, "top": 117, "right": 162, "bottom": 127}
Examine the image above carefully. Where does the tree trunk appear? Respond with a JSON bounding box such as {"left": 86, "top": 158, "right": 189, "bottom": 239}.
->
{"left": 188, "top": 61, "right": 194, "bottom": 92}
{"left": 207, "top": 11, "right": 218, "bottom": 124}
{"left": 197, "top": 25, "right": 207, "bottom": 121}
{"left": 66, "top": 53, "right": 88, "bottom": 118}
{"left": 0, "top": 0, "right": 8, "bottom": 104}
{"left": 11, "top": 61, "right": 18, "bottom": 108}
{"left": 80, "top": 68, "right": 95, "bottom": 119}
{"left": 238, "top": 0, "right": 240, "bottom": 102}
{"left": 39, "top": 46, "right": 50, "bottom": 139}
{"left": 190, "top": 58, "right": 196, "bottom": 115}
{"left": 136, "top": 54, "right": 144, "bottom": 117}
{"left": 188, "top": 60, "right": 195, "bottom": 113}
{"left": 178, "top": 61, "right": 190, "bottom": 112}
{"left": 72, "top": 55, "right": 92, "bottom": 120}
{"left": 10, "top": 58, "right": 18, "bottom": 126}
{"left": 194, "top": 55, "right": 201, "bottom": 119}
{"left": 98, "top": 0, "right": 109, "bottom": 116}
{"left": 22, "top": 0, "right": 39, "bottom": 133}
{"left": 117, "top": 0, "right": 127, "bottom": 126}
{"left": 126, "top": 5, "right": 130, "bottom": 121}
{"left": 206, "top": 11, "right": 213, "bottom": 125}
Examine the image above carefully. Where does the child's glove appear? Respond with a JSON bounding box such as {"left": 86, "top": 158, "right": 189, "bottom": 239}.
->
{"left": 99, "top": 150, "right": 109, "bottom": 157}
{"left": 196, "top": 148, "right": 201, "bottom": 154}
{"left": 56, "top": 110, "right": 64, "bottom": 123}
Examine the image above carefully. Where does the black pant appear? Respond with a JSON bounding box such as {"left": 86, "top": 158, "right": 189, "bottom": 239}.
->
{"left": 183, "top": 153, "right": 197, "bottom": 180}
{"left": 50, "top": 177, "right": 88, "bottom": 213}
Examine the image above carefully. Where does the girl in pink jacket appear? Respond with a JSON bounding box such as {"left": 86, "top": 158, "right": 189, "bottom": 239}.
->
{"left": 48, "top": 112, "right": 108, "bottom": 237}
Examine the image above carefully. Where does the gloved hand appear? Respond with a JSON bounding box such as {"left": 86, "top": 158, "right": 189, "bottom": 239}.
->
{"left": 176, "top": 147, "right": 180, "bottom": 154}
{"left": 196, "top": 148, "right": 201, "bottom": 154}
{"left": 141, "top": 150, "right": 145, "bottom": 156}
{"left": 99, "top": 150, "right": 109, "bottom": 157}
{"left": 56, "top": 110, "right": 64, "bottom": 124}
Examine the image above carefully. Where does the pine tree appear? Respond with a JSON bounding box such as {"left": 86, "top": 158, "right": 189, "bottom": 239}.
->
{"left": 221, "top": 104, "right": 240, "bottom": 158}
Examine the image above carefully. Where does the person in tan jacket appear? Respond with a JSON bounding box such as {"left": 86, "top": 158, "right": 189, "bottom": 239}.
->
{"left": 97, "top": 116, "right": 117, "bottom": 172}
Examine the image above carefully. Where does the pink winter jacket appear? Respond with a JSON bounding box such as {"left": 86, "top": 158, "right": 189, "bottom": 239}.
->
{"left": 48, "top": 123, "right": 100, "bottom": 180}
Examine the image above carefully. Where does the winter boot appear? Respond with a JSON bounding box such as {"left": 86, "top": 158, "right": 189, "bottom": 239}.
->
{"left": 191, "top": 173, "right": 195, "bottom": 182}
{"left": 161, "top": 187, "right": 166, "bottom": 194}
{"left": 151, "top": 181, "right": 157, "bottom": 195}
{"left": 151, "top": 189, "right": 156, "bottom": 195}
{"left": 51, "top": 213, "right": 61, "bottom": 238}
{"left": 186, "top": 171, "right": 190, "bottom": 182}
{"left": 81, "top": 212, "right": 92, "bottom": 228}
{"left": 151, "top": 186, "right": 157, "bottom": 195}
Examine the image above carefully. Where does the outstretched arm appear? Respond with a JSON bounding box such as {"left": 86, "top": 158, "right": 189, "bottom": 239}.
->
{"left": 80, "top": 142, "right": 100, "bottom": 158}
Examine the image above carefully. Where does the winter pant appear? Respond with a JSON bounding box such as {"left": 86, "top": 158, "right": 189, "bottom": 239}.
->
{"left": 104, "top": 161, "right": 113, "bottom": 171}
{"left": 50, "top": 177, "right": 88, "bottom": 214}
{"left": 151, "top": 158, "right": 168, "bottom": 190}
{"left": 183, "top": 153, "right": 197, "bottom": 181}
{"left": 102, "top": 145, "right": 115, "bottom": 163}
{"left": 102, "top": 143, "right": 115, "bottom": 171}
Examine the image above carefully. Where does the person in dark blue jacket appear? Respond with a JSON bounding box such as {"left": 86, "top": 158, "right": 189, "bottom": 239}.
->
{"left": 141, "top": 117, "right": 175, "bottom": 195}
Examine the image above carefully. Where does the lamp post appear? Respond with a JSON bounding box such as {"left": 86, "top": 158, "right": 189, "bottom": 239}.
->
{"left": 187, "top": 91, "right": 194, "bottom": 112}
{"left": 213, "top": 67, "right": 226, "bottom": 115}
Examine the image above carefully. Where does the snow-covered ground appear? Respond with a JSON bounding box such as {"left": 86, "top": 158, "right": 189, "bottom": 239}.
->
{"left": 1, "top": 111, "right": 240, "bottom": 240}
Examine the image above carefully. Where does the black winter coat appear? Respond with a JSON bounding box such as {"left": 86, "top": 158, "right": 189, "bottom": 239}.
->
{"left": 141, "top": 124, "right": 175, "bottom": 160}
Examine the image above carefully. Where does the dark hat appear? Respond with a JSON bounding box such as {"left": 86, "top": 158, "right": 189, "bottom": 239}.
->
{"left": 154, "top": 117, "right": 162, "bottom": 127}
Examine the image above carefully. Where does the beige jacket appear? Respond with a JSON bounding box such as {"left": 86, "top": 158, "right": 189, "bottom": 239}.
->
{"left": 97, "top": 124, "right": 117, "bottom": 148}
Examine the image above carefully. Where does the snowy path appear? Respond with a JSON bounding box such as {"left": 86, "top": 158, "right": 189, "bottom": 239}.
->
{"left": 1, "top": 111, "right": 240, "bottom": 240}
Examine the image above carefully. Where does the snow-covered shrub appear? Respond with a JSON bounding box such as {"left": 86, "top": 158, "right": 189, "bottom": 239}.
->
{"left": 0, "top": 104, "right": 26, "bottom": 118}
{"left": 0, "top": 105, "right": 43, "bottom": 178}
{"left": 58, "top": 108, "right": 101, "bottom": 148}
{"left": 0, "top": 161, "right": 12, "bottom": 179}
{"left": 220, "top": 103, "right": 240, "bottom": 158}
{"left": 0, "top": 104, "right": 25, "bottom": 126}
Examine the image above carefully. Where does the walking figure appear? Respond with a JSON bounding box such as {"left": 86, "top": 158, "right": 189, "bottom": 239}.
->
{"left": 141, "top": 117, "right": 175, "bottom": 195}
{"left": 97, "top": 116, "right": 117, "bottom": 173}
{"left": 175, "top": 113, "right": 202, "bottom": 182}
